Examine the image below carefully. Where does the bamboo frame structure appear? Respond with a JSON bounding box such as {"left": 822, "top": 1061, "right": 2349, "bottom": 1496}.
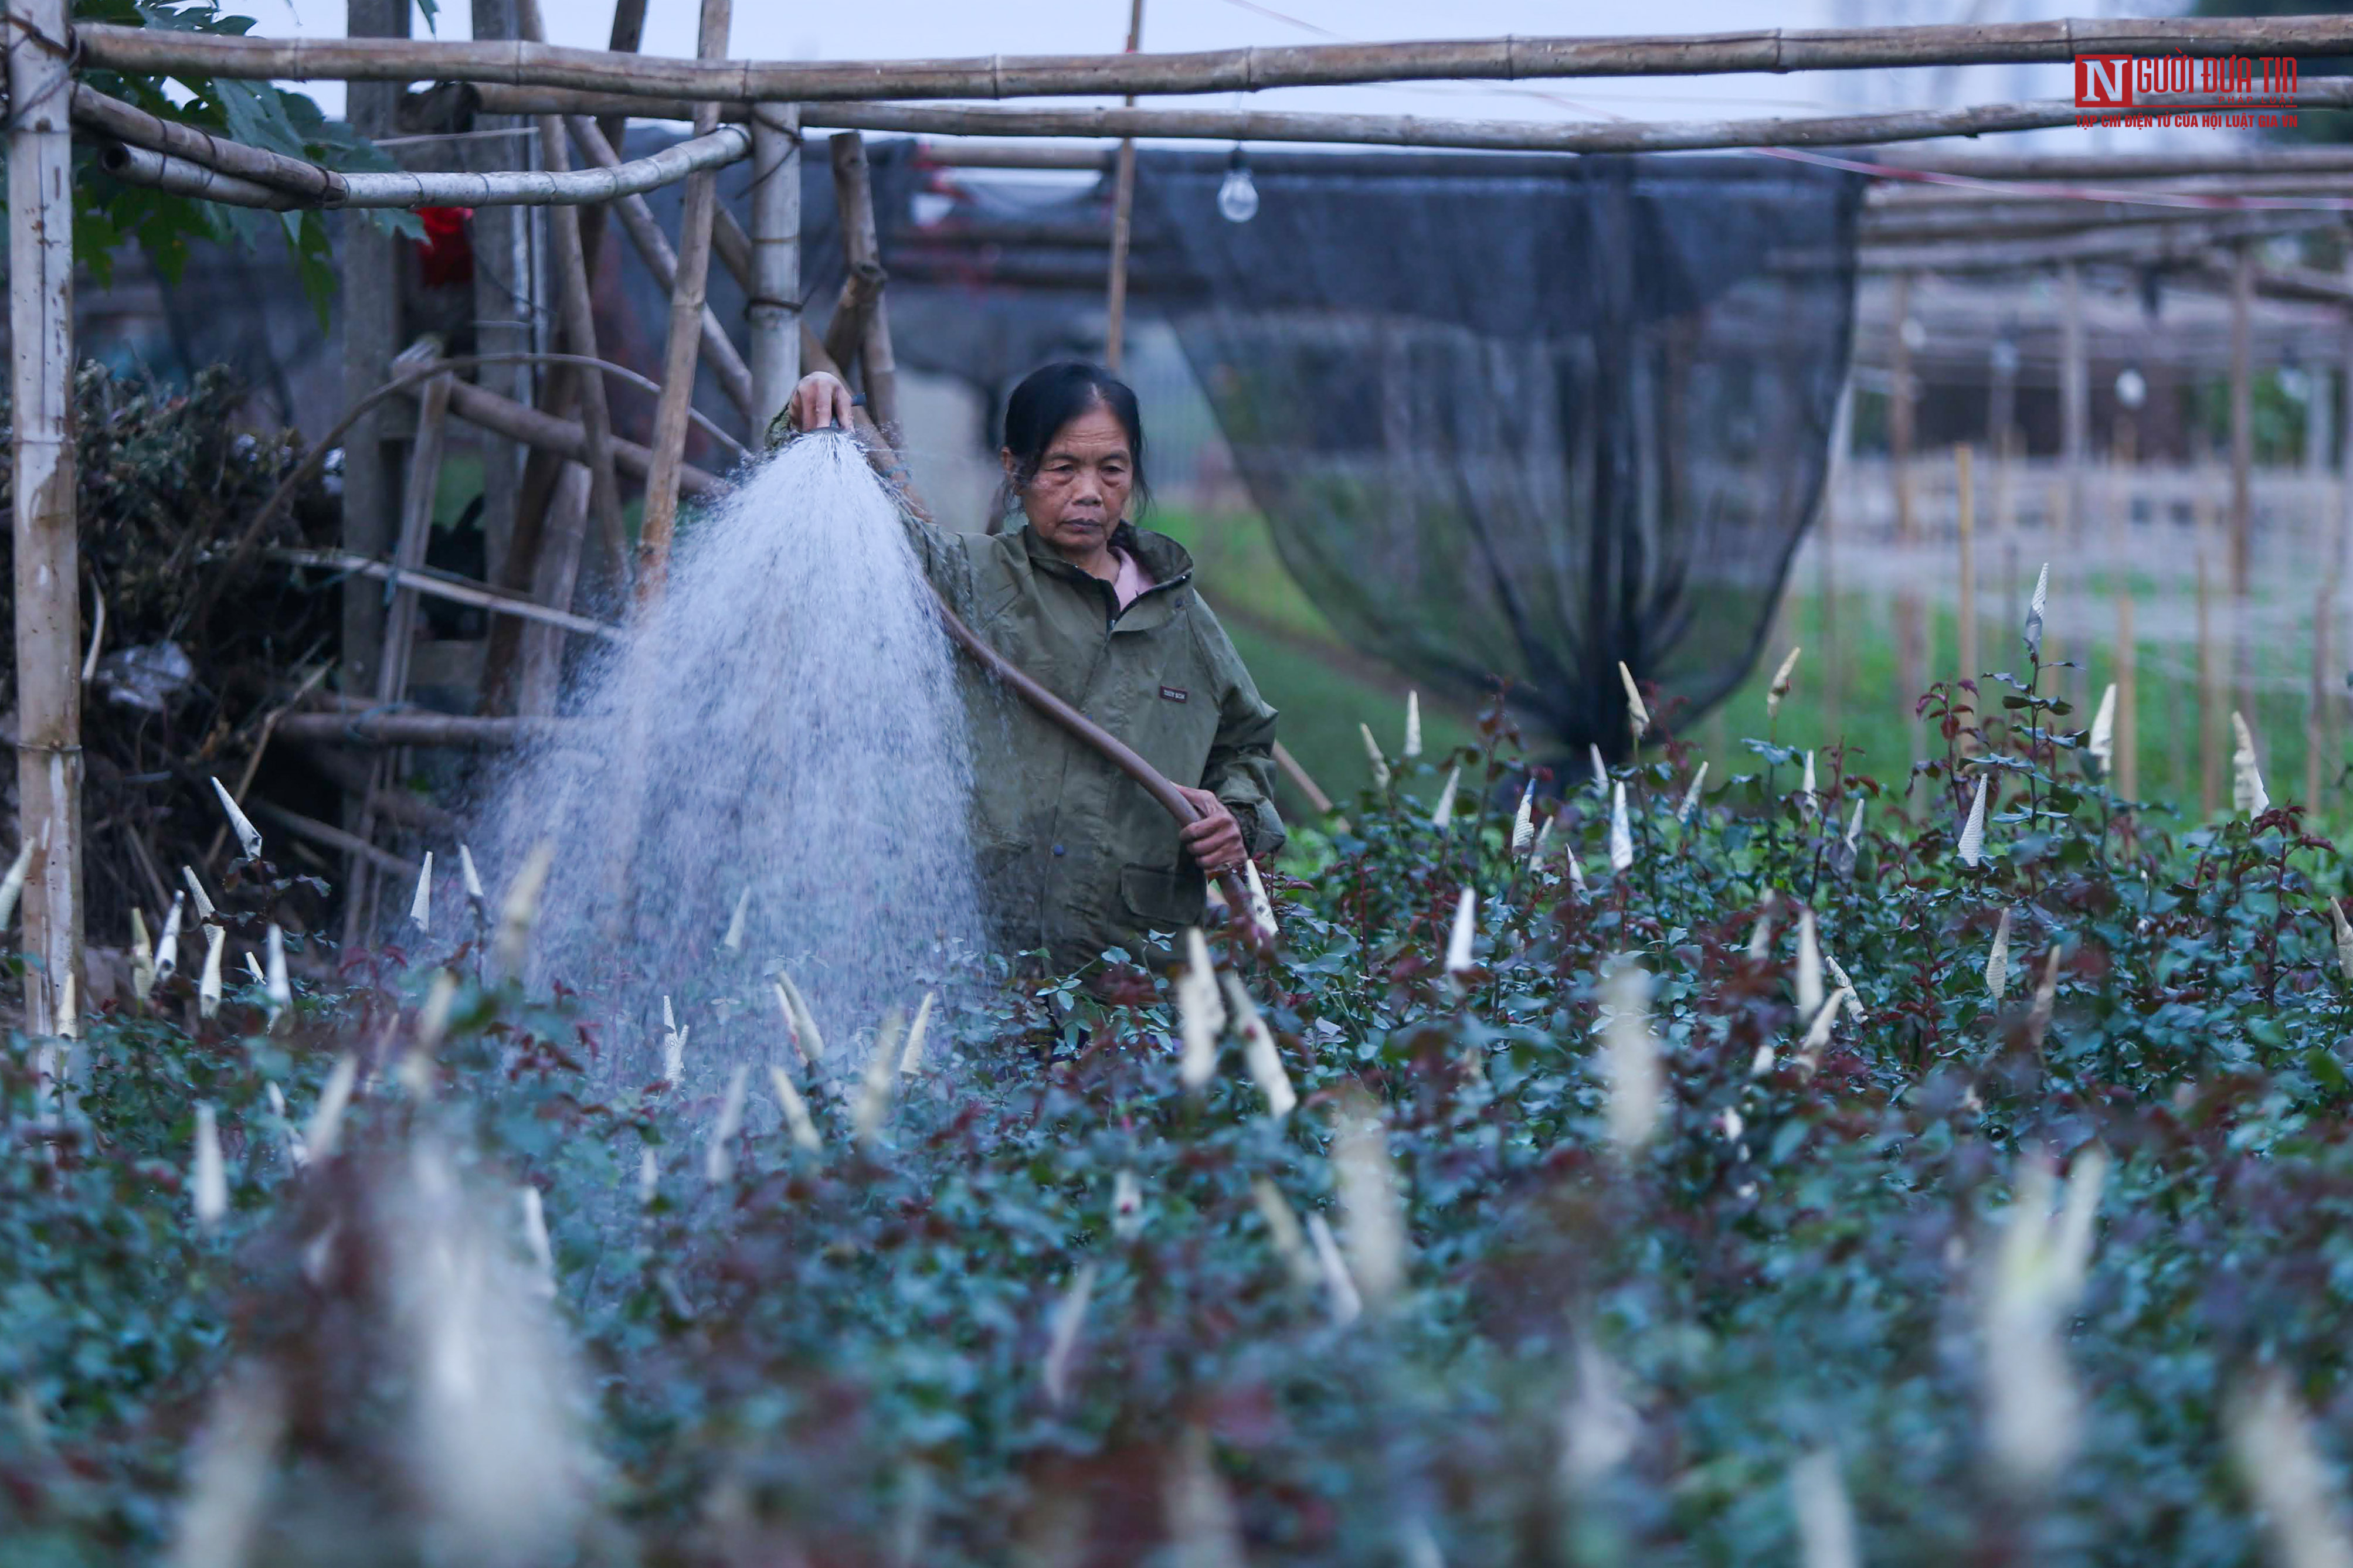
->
{"left": 73, "top": 15, "right": 2353, "bottom": 100}
{"left": 22, "top": 5, "right": 2353, "bottom": 969}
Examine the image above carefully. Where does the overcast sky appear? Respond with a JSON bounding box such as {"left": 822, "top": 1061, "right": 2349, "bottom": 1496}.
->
{"left": 266, "top": 0, "right": 2196, "bottom": 145}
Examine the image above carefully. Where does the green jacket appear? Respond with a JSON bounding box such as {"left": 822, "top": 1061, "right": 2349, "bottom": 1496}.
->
{"left": 899, "top": 515, "right": 1285, "bottom": 970}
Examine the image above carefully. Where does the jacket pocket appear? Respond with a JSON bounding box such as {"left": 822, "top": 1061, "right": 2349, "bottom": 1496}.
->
{"left": 1119, "top": 862, "right": 1206, "bottom": 933}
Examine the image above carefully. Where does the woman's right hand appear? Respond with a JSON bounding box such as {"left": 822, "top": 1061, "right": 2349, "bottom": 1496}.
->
{"left": 790, "top": 371, "right": 857, "bottom": 434}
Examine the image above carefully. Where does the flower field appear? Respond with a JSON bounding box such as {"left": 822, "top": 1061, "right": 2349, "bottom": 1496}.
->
{"left": 7, "top": 647, "right": 2353, "bottom": 1566}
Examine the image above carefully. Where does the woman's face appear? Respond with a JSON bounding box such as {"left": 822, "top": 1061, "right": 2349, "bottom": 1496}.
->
{"left": 1004, "top": 404, "right": 1135, "bottom": 560}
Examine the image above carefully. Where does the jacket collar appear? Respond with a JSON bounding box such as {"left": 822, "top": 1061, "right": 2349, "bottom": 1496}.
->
{"left": 1019, "top": 522, "right": 1195, "bottom": 596}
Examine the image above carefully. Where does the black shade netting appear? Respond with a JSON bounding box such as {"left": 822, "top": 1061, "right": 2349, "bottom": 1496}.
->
{"left": 1133, "top": 150, "right": 1862, "bottom": 761}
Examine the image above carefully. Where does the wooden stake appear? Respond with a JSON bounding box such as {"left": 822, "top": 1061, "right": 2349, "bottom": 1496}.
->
{"left": 2060, "top": 261, "right": 2087, "bottom": 546}
{"left": 2231, "top": 238, "right": 2256, "bottom": 722}
{"left": 2111, "top": 430, "right": 2139, "bottom": 802}
{"left": 636, "top": 0, "right": 732, "bottom": 604}
{"left": 2198, "top": 495, "right": 2222, "bottom": 817}
{"left": 343, "top": 364, "right": 451, "bottom": 945}
{"left": 377, "top": 368, "right": 453, "bottom": 709}
{"left": 1821, "top": 379, "right": 1851, "bottom": 743}
{"left": 1890, "top": 270, "right": 1923, "bottom": 759}
{"left": 10, "top": 0, "right": 83, "bottom": 1032}
{"left": 829, "top": 132, "right": 900, "bottom": 436}
{"left": 1956, "top": 441, "right": 1977, "bottom": 696}
{"left": 576, "top": 0, "right": 648, "bottom": 290}
{"left": 746, "top": 104, "right": 802, "bottom": 437}
{"left": 1103, "top": 0, "right": 1146, "bottom": 371}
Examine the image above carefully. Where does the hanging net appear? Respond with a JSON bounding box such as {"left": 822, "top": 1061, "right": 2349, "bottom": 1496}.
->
{"left": 1130, "top": 149, "right": 1862, "bottom": 761}
{"left": 643, "top": 138, "right": 1864, "bottom": 760}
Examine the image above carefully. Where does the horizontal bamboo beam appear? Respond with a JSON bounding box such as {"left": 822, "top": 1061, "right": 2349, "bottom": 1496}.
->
{"left": 1858, "top": 200, "right": 2344, "bottom": 246}
{"left": 100, "top": 123, "right": 750, "bottom": 209}
{"left": 99, "top": 144, "right": 293, "bottom": 208}
{"left": 464, "top": 83, "right": 2353, "bottom": 159}
{"left": 1853, "top": 210, "right": 2341, "bottom": 273}
{"left": 74, "top": 16, "right": 2353, "bottom": 101}
{"left": 440, "top": 375, "right": 728, "bottom": 495}
{"left": 267, "top": 547, "right": 625, "bottom": 640}
{"left": 1882, "top": 145, "right": 2353, "bottom": 181}
{"left": 249, "top": 798, "right": 420, "bottom": 877}
{"left": 273, "top": 712, "right": 579, "bottom": 750}
{"left": 72, "top": 84, "right": 346, "bottom": 200}
{"left": 1869, "top": 172, "right": 2353, "bottom": 207}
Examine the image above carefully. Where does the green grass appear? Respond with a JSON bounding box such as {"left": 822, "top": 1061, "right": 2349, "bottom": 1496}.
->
{"left": 1152, "top": 508, "right": 1478, "bottom": 822}
{"left": 1156, "top": 505, "right": 2346, "bottom": 835}
{"left": 1734, "top": 579, "right": 2345, "bottom": 831}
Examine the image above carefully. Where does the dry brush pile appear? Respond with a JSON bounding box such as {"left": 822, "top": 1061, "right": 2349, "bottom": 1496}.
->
{"left": 6, "top": 621, "right": 2353, "bottom": 1566}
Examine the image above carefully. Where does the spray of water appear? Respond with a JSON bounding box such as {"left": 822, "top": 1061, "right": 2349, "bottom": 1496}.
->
{"left": 474, "top": 433, "right": 983, "bottom": 1067}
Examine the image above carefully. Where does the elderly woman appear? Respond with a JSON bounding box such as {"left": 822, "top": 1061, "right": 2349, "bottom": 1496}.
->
{"left": 788, "top": 360, "right": 1285, "bottom": 971}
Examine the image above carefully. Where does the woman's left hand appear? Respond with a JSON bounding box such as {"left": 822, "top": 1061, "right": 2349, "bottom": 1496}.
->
{"left": 1176, "top": 787, "right": 1247, "bottom": 876}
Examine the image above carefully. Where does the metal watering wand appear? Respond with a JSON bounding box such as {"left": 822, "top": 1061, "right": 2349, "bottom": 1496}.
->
{"left": 794, "top": 407, "right": 1264, "bottom": 948}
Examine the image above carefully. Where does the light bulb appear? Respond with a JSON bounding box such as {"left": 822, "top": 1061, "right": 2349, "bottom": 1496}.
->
{"left": 1217, "top": 154, "right": 1258, "bottom": 224}
{"left": 2114, "top": 366, "right": 2147, "bottom": 410}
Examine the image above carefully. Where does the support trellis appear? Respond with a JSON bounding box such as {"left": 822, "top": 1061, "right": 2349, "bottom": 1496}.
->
{"left": 15, "top": 3, "right": 2353, "bottom": 1019}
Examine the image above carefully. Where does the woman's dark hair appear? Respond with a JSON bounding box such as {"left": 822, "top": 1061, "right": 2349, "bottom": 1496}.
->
{"left": 1000, "top": 361, "right": 1150, "bottom": 519}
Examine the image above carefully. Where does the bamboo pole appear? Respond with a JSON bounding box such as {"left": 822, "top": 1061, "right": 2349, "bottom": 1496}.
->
{"left": 11, "top": 0, "right": 83, "bottom": 1033}
{"left": 568, "top": 114, "right": 756, "bottom": 423}
{"left": 442, "top": 374, "right": 727, "bottom": 493}
{"left": 516, "top": 464, "right": 593, "bottom": 716}
{"left": 2198, "top": 494, "right": 2223, "bottom": 817}
{"left": 2110, "top": 421, "right": 2138, "bottom": 802}
{"left": 829, "top": 132, "right": 900, "bottom": 437}
{"left": 71, "top": 83, "right": 346, "bottom": 199}
{"left": 1857, "top": 212, "right": 2337, "bottom": 275}
{"left": 96, "top": 124, "right": 751, "bottom": 209}
{"left": 1890, "top": 270, "right": 1923, "bottom": 759}
{"left": 99, "top": 81, "right": 2353, "bottom": 206}
{"left": 484, "top": 0, "right": 626, "bottom": 715}
{"left": 468, "top": 0, "right": 525, "bottom": 587}
{"left": 634, "top": 0, "right": 732, "bottom": 604}
{"left": 77, "top": 16, "right": 2353, "bottom": 99}
{"left": 274, "top": 713, "right": 580, "bottom": 750}
{"left": 2060, "top": 261, "right": 2087, "bottom": 545}
{"left": 2232, "top": 240, "right": 2256, "bottom": 601}
{"left": 1885, "top": 144, "right": 2353, "bottom": 181}
{"left": 344, "top": 365, "right": 451, "bottom": 943}
{"left": 746, "top": 104, "right": 801, "bottom": 436}
{"left": 377, "top": 368, "right": 453, "bottom": 708}
{"left": 2331, "top": 300, "right": 2353, "bottom": 808}
{"left": 576, "top": 0, "right": 648, "bottom": 308}
{"left": 459, "top": 80, "right": 2353, "bottom": 155}
{"left": 529, "top": 101, "right": 626, "bottom": 615}
{"left": 1103, "top": 0, "right": 1146, "bottom": 373}
{"left": 2231, "top": 239, "right": 2257, "bottom": 729}
{"left": 1957, "top": 442, "right": 1977, "bottom": 696}
{"left": 1820, "top": 379, "right": 1851, "bottom": 744}
{"left": 821, "top": 263, "right": 887, "bottom": 383}
{"left": 271, "top": 549, "right": 625, "bottom": 640}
